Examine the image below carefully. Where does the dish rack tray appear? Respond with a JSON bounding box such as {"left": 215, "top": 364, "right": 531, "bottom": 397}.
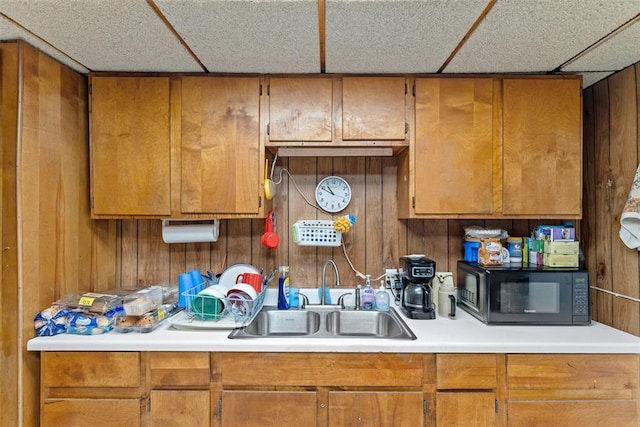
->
{"left": 175, "top": 284, "right": 267, "bottom": 329}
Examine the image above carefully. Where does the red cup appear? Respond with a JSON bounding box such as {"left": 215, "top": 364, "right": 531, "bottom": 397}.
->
{"left": 235, "top": 272, "right": 263, "bottom": 293}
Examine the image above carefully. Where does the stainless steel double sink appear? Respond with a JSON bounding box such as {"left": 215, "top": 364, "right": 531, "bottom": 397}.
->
{"left": 228, "top": 306, "right": 416, "bottom": 340}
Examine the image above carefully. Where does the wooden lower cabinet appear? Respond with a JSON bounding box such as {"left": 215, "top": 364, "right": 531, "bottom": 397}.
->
{"left": 221, "top": 391, "right": 316, "bottom": 426}
{"left": 38, "top": 351, "right": 639, "bottom": 427}
{"left": 42, "top": 398, "right": 142, "bottom": 426}
{"left": 328, "top": 391, "right": 424, "bottom": 426}
{"left": 506, "top": 354, "right": 639, "bottom": 427}
{"left": 436, "top": 392, "right": 496, "bottom": 427}
{"left": 149, "top": 390, "right": 210, "bottom": 426}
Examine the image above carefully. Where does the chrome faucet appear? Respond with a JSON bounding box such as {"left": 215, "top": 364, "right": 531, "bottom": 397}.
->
{"left": 321, "top": 259, "right": 341, "bottom": 305}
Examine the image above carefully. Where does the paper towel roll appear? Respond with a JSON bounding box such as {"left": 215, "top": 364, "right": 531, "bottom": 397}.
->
{"left": 162, "top": 220, "right": 219, "bottom": 243}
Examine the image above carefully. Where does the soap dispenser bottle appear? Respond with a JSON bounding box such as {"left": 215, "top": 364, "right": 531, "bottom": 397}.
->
{"left": 361, "top": 275, "right": 375, "bottom": 310}
{"left": 375, "top": 281, "right": 390, "bottom": 311}
{"left": 277, "top": 266, "right": 290, "bottom": 310}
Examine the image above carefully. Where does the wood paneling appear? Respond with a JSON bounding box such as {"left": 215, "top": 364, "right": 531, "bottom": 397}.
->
{"left": 1, "top": 40, "right": 96, "bottom": 427}
{"left": 583, "top": 64, "right": 640, "bottom": 336}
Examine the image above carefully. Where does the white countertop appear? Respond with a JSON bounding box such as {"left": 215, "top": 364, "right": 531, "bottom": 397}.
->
{"left": 27, "top": 289, "right": 640, "bottom": 354}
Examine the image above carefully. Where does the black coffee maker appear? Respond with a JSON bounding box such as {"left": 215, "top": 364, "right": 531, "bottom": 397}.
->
{"left": 399, "top": 255, "right": 436, "bottom": 319}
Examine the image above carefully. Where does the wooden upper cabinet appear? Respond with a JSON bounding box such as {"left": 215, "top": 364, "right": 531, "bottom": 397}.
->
{"left": 267, "top": 77, "right": 333, "bottom": 142}
{"left": 342, "top": 76, "right": 407, "bottom": 140}
{"left": 414, "top": 78, "right": 497, "bottom": 215}
{"left": 90, "top": 76, "right": 171, "bottom": 217}
{"left": 502, "top": 78, "right": 582, "bottom": 216}
{"left": 179, "top": 76, "right": 261, "bottom": 215}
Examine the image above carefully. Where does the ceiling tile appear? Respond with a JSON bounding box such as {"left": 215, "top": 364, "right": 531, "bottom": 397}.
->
{"left": 445, "top": 0, "right": 640, "bottom": 73}
{"left": 579, "top": 71, "right": 614, "bottom": 88}
{"left": 563, "top": 19, "right": 640, "bottom": 73}
{"left": 0, "top": 14, "right": 89, "bottom": 73}
{"left": 156, "top": 0, "right": 320, "bottom": 73}
{"left": 0, "top": 0, "right": 202, "bottom": 72}
{"left": 325, "top": 0, "right": 488, "bottom": 73}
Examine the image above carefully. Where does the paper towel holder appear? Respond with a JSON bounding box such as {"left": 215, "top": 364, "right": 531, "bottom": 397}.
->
{"left": 161, "top": 219, "right": 220, "bottom": 244}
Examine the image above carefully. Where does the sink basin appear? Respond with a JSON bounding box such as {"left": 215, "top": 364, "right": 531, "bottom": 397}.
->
{"left": 325, "top": 310, "right": 413, "bottom": 338}
{"left": 228, "top": 307, "right": 416, "bottom": 340}
{"left": 241, "top": 309, "right": 321, "bottom": 337}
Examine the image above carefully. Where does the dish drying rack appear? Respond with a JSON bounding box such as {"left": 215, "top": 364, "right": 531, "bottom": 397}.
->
{"left": 177, "top": 284, "right": 267, "bottom": 329}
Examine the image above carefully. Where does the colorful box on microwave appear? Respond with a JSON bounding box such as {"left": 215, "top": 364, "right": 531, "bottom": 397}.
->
{"left": 543, "top": 240, "right": 580, "bottom": 255}
{"left": 537, "top": 225, "right": 576, "bottom": 241}
{"left": 478, "top": 238, "right": 503, "bottom": 266}
{"left": 543, "top": 253, "right": 579, "bottom": 267}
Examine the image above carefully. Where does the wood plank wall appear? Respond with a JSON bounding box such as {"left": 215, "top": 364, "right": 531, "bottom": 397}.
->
{"left": 118, "top": 157, "right": 562, "bottom": 291}
{"left": 0, "top": 41, "right": 100, "bottom": 427}
{"left": 583, "top": 64, "right": 640, "bottom": 336}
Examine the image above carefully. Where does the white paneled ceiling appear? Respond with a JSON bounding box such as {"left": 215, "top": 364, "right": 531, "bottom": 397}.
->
{"left": 155, "top": 0, "right": 320, "bottom": 73}
{"left": 1, "top": 0, "right": 640, "bottom": 88}
{"left": 325, "top": 0, "right": 488, "bottom": 73}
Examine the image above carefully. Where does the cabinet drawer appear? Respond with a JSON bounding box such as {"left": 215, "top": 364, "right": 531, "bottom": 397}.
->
{"left": 150, "top": 352, "right": 210, "bottom": 387}
{"left": 507, "top": 354, "right": 639, "bottom": 390}
{"left": 222, "top": 353, "right": 423, "bottom": 387}
{"left": 42, "top": 352, "right": 141, "bottom": 388}
{"left": 436, "top": 354, "right": 497, "bottom": 390}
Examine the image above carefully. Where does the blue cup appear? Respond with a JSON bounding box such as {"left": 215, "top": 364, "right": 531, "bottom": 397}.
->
{"left": 178, "top": 273, "right": 194, "bottom": 308}
{"left": 190, "top": 269, "right": 204, "bottom": 293}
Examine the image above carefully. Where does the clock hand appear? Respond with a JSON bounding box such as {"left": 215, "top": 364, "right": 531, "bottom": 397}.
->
{"left": 323, "top": 186, "right": 335, "bottom": 196}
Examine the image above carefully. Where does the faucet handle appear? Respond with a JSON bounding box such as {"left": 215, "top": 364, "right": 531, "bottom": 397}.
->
{"left": 336, "top": 292, "right": 352, "bottom": 309}
{"left": 297, "top": 293, "right": 309, "bottom": 309}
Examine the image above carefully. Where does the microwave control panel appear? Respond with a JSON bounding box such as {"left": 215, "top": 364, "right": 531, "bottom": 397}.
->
{"left": 573, "top": 274, "right": 589, "bottom": 317}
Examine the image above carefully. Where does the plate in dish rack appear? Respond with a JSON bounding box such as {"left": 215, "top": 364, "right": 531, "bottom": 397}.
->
{"left": 217, "top": 263, "right": 261, "bottom": 290}
{"left": 168, "top": 309, "right": 259, "bottom": 330}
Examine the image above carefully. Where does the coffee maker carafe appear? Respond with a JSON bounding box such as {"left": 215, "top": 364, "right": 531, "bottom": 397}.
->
{"left": 399, "top": 255, "right": 436, "bottom": 319}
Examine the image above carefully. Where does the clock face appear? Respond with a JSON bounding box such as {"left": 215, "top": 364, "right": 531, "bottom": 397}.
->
{"left": 315, "top": 176, "right": 352, "bottom": 213}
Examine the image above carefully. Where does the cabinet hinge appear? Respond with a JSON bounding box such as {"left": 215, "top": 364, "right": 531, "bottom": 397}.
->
{"left": 423, "top": 399, "right": 427, "bottom": 414}
{"left": 88, "top": 83, "right": 92, "bottom": 95}
{"left": 412, "top": 196, "right": 416, "bottom": 208}
{"left": 405, "top": 122, "right": 409, "bottom": 134}
{"left": 147, "top": 397, "right": 151, "bottom": 412}
{"left": 267, "top": 84, "right": 270, "bottom": 96}
{"left": 267, "top": 123, "right": 270, "bottom": 135}
{"left": 219, "top": 397, "right": 223, "bottom": 413}
{"left": 495, "top": 399, "right": 499, "bottom": 413}
{"left": 259, "top": 83, "right": 263, "bottom": 96}
{"left": 259, "top": 196, "right": 262, "bottom": 208}
{"left": 90, "top": 197, "right": 94, "bottom": 209}
{"left": 412, "top": 84, "right": 415, "bottom": 97}
{"left": 405, "top": 83, "right": 408, "bottom": 95}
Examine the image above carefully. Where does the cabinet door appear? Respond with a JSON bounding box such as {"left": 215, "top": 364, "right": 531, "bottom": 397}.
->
{"left": 180, "top": 76, "right": 261, "bottom": 214}
{"left": 502, "top": 78, "right": 582, "bottom": 216}
{"left": 43, "top": 399, "right": 141, "bottom": 426}
{"left": 328, "top": 391, "right": 423, "bottom": 427}
{"left": 342, "top": 76, "right": 406, "bottom": 140}
{"left": 508, "top": 400, "right": 637, "bottom": 427}
{"left": 268, "top": 77, "right": 333, "bottom": 142}
{"left": 436, "top": 392, "right": 495, "bottom": 427}
{"left": 149, "top": 390, "right": 210, "bottom": 426}
{"left": 90, "top": 76, "right": 171, "bottom": 216}
{"left": 414, "top": 78, "right": 496, "bottom": 215}
{"left": 221, "top": 390, "right": 316, "bottom": 426}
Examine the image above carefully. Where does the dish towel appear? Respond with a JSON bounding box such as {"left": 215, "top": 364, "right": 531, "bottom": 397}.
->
{"left": 620, "top": 163, "right": 640, "bottom": 249}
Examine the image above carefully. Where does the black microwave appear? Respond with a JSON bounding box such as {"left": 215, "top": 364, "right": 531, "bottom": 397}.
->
{"left": 456, "top": 261, "right": 590, "bottom": 325}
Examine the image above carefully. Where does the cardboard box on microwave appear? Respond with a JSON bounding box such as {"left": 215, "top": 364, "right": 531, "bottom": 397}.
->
{"left": 543, "top": 253, "right": 579, "bottom": 267}
{"left": 543, "top": 240, "right": 580, "bottom": 255}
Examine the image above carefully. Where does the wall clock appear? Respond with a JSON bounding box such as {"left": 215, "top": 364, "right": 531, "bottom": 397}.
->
{"left": 315, "top": 176, "right": 352, "bottom": 213}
